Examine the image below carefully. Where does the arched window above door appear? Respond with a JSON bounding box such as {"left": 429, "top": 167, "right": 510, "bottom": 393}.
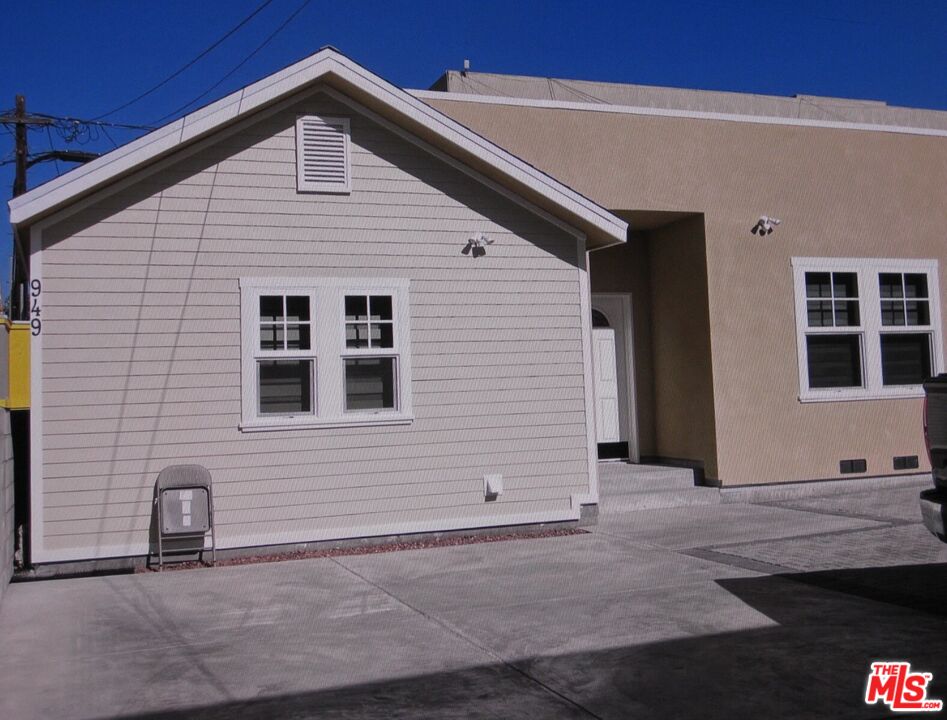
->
{"left": 592, "top": 309, "right": 611, "bottom": 328}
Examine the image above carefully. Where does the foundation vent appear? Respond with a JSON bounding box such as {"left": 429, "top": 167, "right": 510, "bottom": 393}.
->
{"left": 893, "top": 455, "right": 919, "bottom": 471}
{"left": 839, "top": 459, "right": 867, "bottom": 474}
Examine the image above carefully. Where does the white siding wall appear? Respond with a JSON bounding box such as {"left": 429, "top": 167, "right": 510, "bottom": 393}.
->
{"left": 36, "top": 91, "right": 590, "bottom": 560}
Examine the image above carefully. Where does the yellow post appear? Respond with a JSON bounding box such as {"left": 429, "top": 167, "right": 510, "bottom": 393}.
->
{"left": 0, "top": 319, "right": 30, "bottom": 410}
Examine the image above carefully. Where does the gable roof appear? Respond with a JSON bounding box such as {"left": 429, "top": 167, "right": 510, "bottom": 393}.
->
{"left": 9, "top": 48, "right": 626, "bottom": 249}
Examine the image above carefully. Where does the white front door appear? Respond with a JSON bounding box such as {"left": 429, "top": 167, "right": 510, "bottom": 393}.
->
{"left": 590, "top": 294, "right": 639, "bottom": 461}
{"left": 592, "top": 328, "right": 621, "bottom": 443}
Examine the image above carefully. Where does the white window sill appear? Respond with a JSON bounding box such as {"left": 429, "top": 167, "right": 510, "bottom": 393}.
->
{"left": 240, "top": 414, "right": 414, "bottom": 432}
{"left": 798, "top": 387, "right": 924, "bottom": 403}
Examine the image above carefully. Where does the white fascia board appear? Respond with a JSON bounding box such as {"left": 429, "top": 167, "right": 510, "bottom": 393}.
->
{"left": 9, "top": 119, "right": 183, "bottom": 224}
{"left": 8, "top": 50, "right": 336, "bottom": 225}
{"left": 410, "top": 89, "right": 947, "bottom": 139}
{"left": 9, "top": 50, "right": 627, "bottom": 247}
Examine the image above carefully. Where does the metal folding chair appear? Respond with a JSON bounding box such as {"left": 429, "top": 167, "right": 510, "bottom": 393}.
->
{"left": 154, "top": 464, "right": 216, "bottom": 570}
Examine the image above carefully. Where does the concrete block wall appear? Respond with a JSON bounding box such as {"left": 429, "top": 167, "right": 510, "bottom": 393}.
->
{"left": 0, "top": 409, "right": 13, "bottom": 604}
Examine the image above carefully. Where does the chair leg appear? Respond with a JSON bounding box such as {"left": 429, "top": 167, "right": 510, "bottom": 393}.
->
{"left": 157, "top": 504, "right": 163, "bottom": 572}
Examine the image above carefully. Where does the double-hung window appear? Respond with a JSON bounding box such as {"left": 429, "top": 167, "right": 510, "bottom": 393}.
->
{"left": 878, "top": 272, "right": 935, "bottom": 386}
{"left": 256, "top": 293, "right": 316, "bottom": 416}
{"left": 240, "top": 278, "right": 412, "bottom": 430}
{"left": 792, "top": 258, "right": 943, "bottom": 401}
{"left": 343, "top": 294, "right": 398, "bottom": 412}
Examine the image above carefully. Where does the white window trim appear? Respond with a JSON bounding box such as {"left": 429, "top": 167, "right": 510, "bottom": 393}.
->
{"left": 240, "top": 277, "right": 413, "bottom": 431}
{"left": 295, "top": 115, "right": 351, "bottom": 194}
{"left": 791, "top": 257, "right": 944, "bottom": 402}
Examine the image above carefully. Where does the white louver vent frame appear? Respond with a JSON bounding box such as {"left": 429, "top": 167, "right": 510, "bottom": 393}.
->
{"left": 296, "top": 115, "right": 351, "bottom": 193}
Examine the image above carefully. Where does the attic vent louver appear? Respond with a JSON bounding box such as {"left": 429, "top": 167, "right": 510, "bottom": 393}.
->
{"left": 296, "top": 115, "right": 351, "bottom": 193}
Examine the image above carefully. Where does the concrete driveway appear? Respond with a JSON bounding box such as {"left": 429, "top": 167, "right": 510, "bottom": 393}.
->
{"left": 1, "top": 480, "right": 945, "bottom": 719}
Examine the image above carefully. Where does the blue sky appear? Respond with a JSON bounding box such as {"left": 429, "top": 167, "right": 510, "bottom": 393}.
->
{"left": 1, "top": 0, "right": 945, "bottom": 298}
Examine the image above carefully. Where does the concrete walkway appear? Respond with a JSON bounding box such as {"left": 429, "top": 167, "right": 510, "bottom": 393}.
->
{"left": 1, "top": 480, "right": 946, "bottom": 719}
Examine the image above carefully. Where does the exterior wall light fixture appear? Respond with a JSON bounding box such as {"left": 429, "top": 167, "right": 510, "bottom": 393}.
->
{"left": 751, "top": 215, "right": 781, "bottom": 235}
{"left": 462, "top": 233, "right": 494, "bottom": 257}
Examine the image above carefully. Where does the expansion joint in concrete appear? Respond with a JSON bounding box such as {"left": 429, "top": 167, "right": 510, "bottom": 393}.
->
{"left": 328, "top": 557, "right": 606, "bottom": 720}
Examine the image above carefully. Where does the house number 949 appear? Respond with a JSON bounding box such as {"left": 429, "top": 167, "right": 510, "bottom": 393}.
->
{"left": 30, "top": 279, "right": 42, "bottom": 336}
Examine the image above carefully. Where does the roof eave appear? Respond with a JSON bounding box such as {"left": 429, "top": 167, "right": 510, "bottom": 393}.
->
{"left": 9, "top": 49, "right": 626, "bottom": 248}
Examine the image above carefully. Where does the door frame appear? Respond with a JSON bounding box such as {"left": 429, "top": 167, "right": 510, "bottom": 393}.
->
{"left": 590, "top": 293, "right": 639, "bottom": 462}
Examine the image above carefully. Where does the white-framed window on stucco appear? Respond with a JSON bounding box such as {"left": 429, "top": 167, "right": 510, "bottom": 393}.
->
{"left": 295, "top": 115, "right": 351, "bottom": 194}
{"left": 791, "top": 257, "right": 943, "bottom": 402}
{"left": 240, "top": 277, "right": 412, "bottom": 430}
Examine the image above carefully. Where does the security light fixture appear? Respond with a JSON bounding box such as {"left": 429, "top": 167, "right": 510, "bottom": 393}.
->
{"left": 751, "top": 215, "right": 781, "bottom": 235}
{"left": 462, "top": 233, "right": 494, "bottom": 257}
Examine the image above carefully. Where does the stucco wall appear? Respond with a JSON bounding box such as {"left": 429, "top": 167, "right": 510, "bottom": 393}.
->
{"left": 33, "top": 88, "right": 591, "bottom": 563}
{"left": 425, "top": 97, "right": 946, "bottom": 485}
{"left": 647, "top": 217, "right": 718, "bottom": 479}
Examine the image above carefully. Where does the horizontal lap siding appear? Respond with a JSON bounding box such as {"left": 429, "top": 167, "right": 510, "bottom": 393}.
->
{"left": 38, "top": 91, "right": 589, "bottom": 557}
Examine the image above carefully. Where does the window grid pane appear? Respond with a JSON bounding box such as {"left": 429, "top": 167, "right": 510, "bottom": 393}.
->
{"left": 805, "top": 272, "right": 832, "bottom": 299}
{"left": 904, "top": 274, "right": 928, "bottom": 299}
{"left": 906, "top": 301, "right": 930, "bottom": 326}
{"left": 807, "top": 301, "right": 833, "bottom": 327}
{"left": 879, "top": 273, "right": 931, "bottom": 328}
{"left": 832, "top": 273, "right": 858, "bottom": 299}
{"left": 345, "top": 295, "right": 394, "bottom": 349}
{"left": 805, "top": 272, "right": 859, "bottom": 328}
{"left": 879, "top": 273, "right": 903, "bottom": 299}
{"left": 345, "top": 295, "right": 368, "bottom": 321}
{"left": 369, "top": 296, "right": 393, "bottom": 321}
{"left": 259, "top": 295, "right": 283, "bottom": 322}
{"left": 260, "top": 323, "right": 284, "bottom": 351}
{"left": 260, "top": 295, "right": 311, "bottom": 351}
{"left": 881, "top": 301, "right": 906, "bottom": 327}
{"left": 833, "top": 300, "right": 860, "bottom": 327}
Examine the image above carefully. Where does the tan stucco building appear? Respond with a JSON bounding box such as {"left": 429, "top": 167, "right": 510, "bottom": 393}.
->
{"left": 421, "top": 71, "right": 947, "bottom": 487}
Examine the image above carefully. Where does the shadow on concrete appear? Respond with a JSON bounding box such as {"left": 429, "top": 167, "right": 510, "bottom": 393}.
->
{"left": 759, "top": 561, "right": 947, "bottom": 619}
{"left": 99, "top": 564, "right": 947, "bottom": 720}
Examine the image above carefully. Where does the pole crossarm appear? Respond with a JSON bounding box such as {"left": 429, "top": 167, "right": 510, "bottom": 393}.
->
{"left": 26, "top": 150, "right": 98, "bottom": 168}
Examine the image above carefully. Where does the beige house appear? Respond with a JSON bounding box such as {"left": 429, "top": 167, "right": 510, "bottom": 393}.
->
{"left": 8, "top": 49, "right": 626, "bottom": 567}
{"left": 421, "top": 71, "right": 947, "bottom": 487}
{"left": 6, "top": 49, "right": 946, "bottom": 569}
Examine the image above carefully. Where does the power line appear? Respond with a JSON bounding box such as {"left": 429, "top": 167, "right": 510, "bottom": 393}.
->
{"left": 0, "top": 113, "right": 155, "bottom": 143}
{"left": 99, "top": 124, "right": 119, "bottom": 149}
{"left": 93, "top": 0, "right": 276, "bottom": 120}
{"left": 151, "top": 0, "right": 313, "bottom": 126}
{"left": 25, "top": 113, "right": 156, "bottom": 131}
{"left": 45, "top": 125, "right": 62, "bottom": 176}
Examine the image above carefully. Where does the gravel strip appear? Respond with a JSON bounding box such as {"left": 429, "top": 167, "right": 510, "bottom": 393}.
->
{"left": 139, "top": 527, "right": 588, "bottom": 573}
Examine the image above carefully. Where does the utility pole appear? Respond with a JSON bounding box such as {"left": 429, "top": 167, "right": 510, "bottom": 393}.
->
{"left": 2, "top": 96, "right": 97, "bottom": 318}
{"left": 13, "top": 95, "right": 26, "bottom": 198}
{"left": 9, "top": 95, "right": 35, "bottom": 318}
